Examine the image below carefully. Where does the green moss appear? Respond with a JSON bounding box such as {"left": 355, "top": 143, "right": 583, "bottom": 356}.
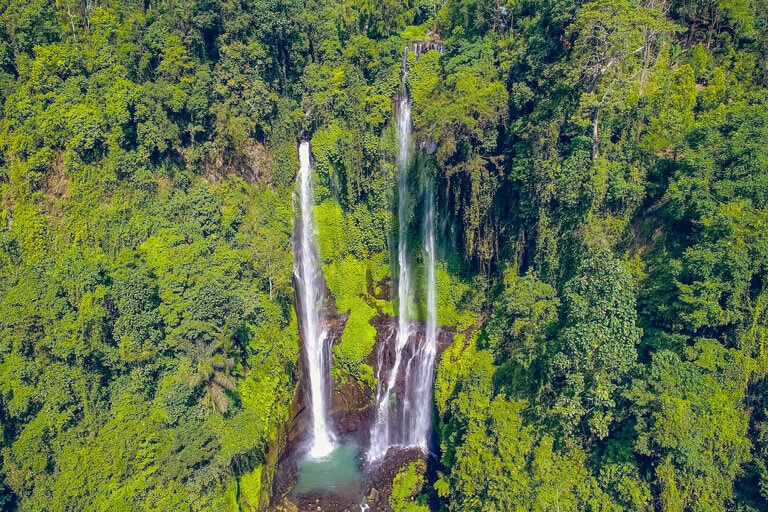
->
{"left": 411, "top": 261, "right": 476, "bottom": 330}
{"left": 436, "top": 264, "right": 478, "bottom": 330}
{"left": 215, "top": 479, "right": 240, "bottom": 511}
{"left": 324, "top": 255, "right": 366, "bottom": 307}
{"left": 335, "top": 305, "right": 377, "bottom": 380}
{"left": 316, "top": 200, "right": 394, "bottom": 381}
{"left": 400, "top": 22, "right": 433, "bottom": 41}
{"left": 324, "top": 254, "right": 379, "bottom": 383}
{"left": 239, "top": 465, "right": 263, "bottom": 511}
{"left": 390, "top": 460, "right": 430, "bottom": 512}
{"left": 407, "top": 50, "right": 441, "bottom": 129}
{"left": 315, "top": 200, "right": 356, "bottom": 263}
{"left": 434, "top": 332, "right": 487, "bottom": 415}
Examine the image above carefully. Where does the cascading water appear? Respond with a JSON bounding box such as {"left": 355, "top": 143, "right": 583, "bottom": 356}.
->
{"left": 369, "top": 45, "right": 438, "bottom": 460}
{"left": 403, "top": 178, "right": 437, "bottom": 449}
{"left": 293, "top": 140, "right": 335, "bottom": 458}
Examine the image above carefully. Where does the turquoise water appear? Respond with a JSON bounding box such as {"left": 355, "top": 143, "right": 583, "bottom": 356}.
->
{"left": 293, "top": 442, "right": 363, "bottom": 498}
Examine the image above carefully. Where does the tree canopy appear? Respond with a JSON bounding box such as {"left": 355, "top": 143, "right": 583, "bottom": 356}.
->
{"left": 1, "top": 0, "right": 768, "bottom": 510}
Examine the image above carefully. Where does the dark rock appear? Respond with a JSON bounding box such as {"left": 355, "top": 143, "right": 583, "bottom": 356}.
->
{"left": 363, "top": 447, "right": 429, "bottom": 512}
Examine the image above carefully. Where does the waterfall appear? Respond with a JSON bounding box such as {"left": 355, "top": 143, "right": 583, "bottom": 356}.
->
{"left": 294, "top": 140, "right": 335, "bottom": 458}
{"left": 403, "top": 178, "right": 437, "bottom": 448}
{"left": 411, "top": 40, "right": 443, "bottom": 58}
{"left": 369, "top": 45, "right": 437, "bottom": 460}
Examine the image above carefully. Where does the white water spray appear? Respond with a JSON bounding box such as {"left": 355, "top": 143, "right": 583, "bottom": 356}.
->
{"left": 294, "top": 140, "right": 334, "bottom": 458}
{"left": 369, "top": 45, "right": 438, "bottom": 460}
{"left": 369, "top": 46, "right": 413, "bottom": 460}
{"left": 403, "top": 178, "right": 437, "bottom": 448}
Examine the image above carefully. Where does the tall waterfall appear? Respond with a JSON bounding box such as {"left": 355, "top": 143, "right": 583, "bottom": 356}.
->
{"left": 369, "top": 45, "right": 437, "bottom": 460}
{"left": 294, "top": 141, "right": 335, "bottom": 458}
{"left": 403, "top": 178, "right": 437, "bottom": 448}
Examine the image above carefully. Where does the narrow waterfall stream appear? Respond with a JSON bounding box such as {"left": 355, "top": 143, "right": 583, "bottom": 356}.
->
{"left": 369, "top": 46, "right": 414, "bottom": 460}
{"left": 291, "top": 142, "right": 363, "bottom": 509}
{"left": 294, "top": 140, "right": 335, "bottom": 458}
{"left": 404, "top": 177, "right": 437, "bottom": 449}
{"left": 369, "top": 45, "right": 438, "bottom": 460}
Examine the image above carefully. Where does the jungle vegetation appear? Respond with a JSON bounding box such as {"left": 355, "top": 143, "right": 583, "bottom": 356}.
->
{"left": 0, "top": 0, "right": 767, "bottom": 510}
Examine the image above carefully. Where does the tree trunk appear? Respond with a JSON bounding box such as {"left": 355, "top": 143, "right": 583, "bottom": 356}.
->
{"left": 592, "top": 106, "right": 600, "bottom": 159}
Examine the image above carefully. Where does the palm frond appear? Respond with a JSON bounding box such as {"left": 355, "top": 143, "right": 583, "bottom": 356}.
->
{"left": 198, "top": 360, "right": 214, "bottom": 377}
{"left": 211, "top": 354, "right": 228, "bottom": 370}
{"left": 213, "top": 371, "right": 237, "bottom": 391}
{"left": 187, "top": 372, "right": 206, "bottom": 388}
{"left": 209, "top": 383, "right": 228, "bottom": 414}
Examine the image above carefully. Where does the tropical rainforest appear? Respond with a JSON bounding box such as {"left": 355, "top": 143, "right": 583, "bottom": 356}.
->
{"left": 1, "top": 0, "right": 768, "bottom": 510}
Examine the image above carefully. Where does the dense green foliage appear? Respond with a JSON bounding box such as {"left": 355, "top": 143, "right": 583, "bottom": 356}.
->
{"left": 0, "top": 0, "right": 767, "bottom": 510}
{"left": 428, "top": 1, "right": 768, "bottom": 510}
